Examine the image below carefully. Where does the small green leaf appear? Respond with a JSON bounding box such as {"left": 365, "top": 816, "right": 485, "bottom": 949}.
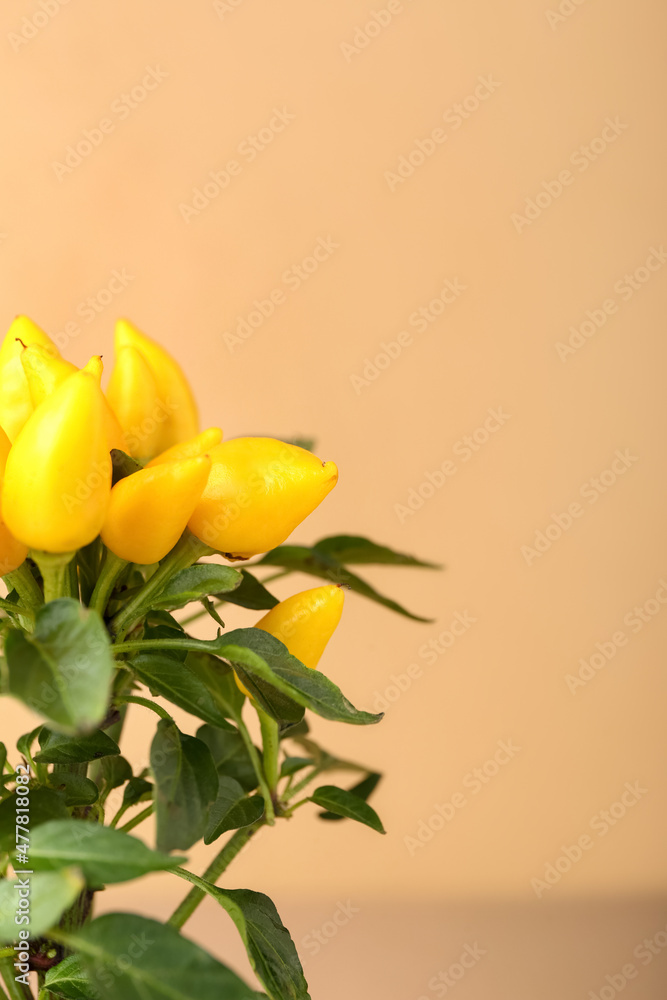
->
{"left": 44, "top": 954, "right": 91, "bottom": 999}
{"left": 310, "top": 785, "right": 385, "bottom": 834}
{"left": 122, "top": 776, "right": 152, "bottom": 807}
{"left": 0, "top": 788, "right": 69, "bottom": 851}
{"left": 258, "top": 545, "right": 433, "bottom": 621}
{"left": 174, "top": 876, "right": 310, "bottom": 1000}
{"left": 70, "top": 913, "right": 263, "bottom": 999}
{"left": 100, "top": 755, "right": 133, "bottom": 791}
{"left": 110, "top": 448, "right": 143, "bottom": 485}
{"left": 197, "top": 725, "right": 259, "bottom": 792}
{"left": 35, "top": 728, "right": 121, "bottom": 764}
{"left": 318, "top": 773, "right": 382, "bottom": 820}
{"left": 0, "top": 868, "right": 84, "bottom": 943}
{"left": 280, "top": 757, "right": 313, "bottom": 778}
{"left": 26, "top": 819, "right": 184, "bottom": 885}
{"left": 153, "top": 564, "right": 242, "bottom": 611}
{"left": 16, "top": 725, "right": 43, "bottom": 764}
{"left": 5, "top": 599, "right": 114, "bottom": 734}
{"left": 313, "top": 534, "right": 440, "bottom": 568}
{"left": 219, "top": 570, "right": 279, "bottom": 611}
{"left": 131, "top": 651, "right": 236, "bottom": 730}
{"left": 204, "top": 778, "right": 265, "bottom": 843}
{"left": 47, "top": 772, "right": 99, "bottom": 807}
{"left": 151, "top": 719, "right": 219, "bottom": 852}
{"left": 185, "top": 652, "right": 245, "bottom": 718}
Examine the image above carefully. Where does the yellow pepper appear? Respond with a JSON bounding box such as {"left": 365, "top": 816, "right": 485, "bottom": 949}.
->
{"left": 81, "top": 356, "right": 128, "bottom": 453}
{"left": 21, "top": 344, "right": 77, "bottom": 408}
{"left": 0, "top": 428, "right": 28, "bottom": 574}
{"left": 255, "top": 585, "right": 345, "bottom": 668}
{"left": 112, "top": 319, "right": 199, "bottom": 458}
{"left": 187, "top": 437, "right": 338, "bottom": 558}
{"left": 0, "top": 316, "right": 62, "bottom": 441}
{"left": 107, "top": 345, "right": 162, "bottom": 461}
{"left": 146, "top": 427, "right": 222, "bottom": 467}
{"left": 2, "top": 371, "right": 112, "bottom": 553}
{"left": 100, "top": 456, "right": 211, "bottom": 564}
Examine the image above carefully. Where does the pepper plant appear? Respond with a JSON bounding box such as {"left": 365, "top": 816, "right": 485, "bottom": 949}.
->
{"left": 0, "top": 316, "right": 436, "bottom": 1000}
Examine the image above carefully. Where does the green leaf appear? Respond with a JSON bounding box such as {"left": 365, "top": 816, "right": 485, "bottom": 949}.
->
{"left": 70, "top": 912, "right": 263, "bottom": 999}
{"left": 44, "top": 954, "right": 91, "bottom": 1000}
{"left": 131, "top": 651, "right": 236, "bottom": 730}
{"left": 153, "top": 564, "right": 242, "bottom": 611}
{"left": 47, "top": 772, "right": 99, "bottom": 807}
{"left": 176, "top": 876, "right": 310, "bottom": 1000}
{"left": 310, "top": 785, "right": 385, "bottom": 833}
{"left": 0, "top": 742, "right": 5, "bottom": 774}
{"left": 145, "top": 609, "right": 185, "bottom": 631}
{"left": 26, "top": 819, "right": 184, "bottom": 885}
{"left": 0, "top": 787, "right": 69, "bottom": 851}
{"left": 257, "top": 545, "right": 433, "bottom": 621}
{"left": 17, "top": 725, "right": 44, "bottom": 764}
{"left": 184, "top": 651, "right": 245, "bottom": 718}
{"left": 151, "top": 719, "right": 219, "bottom": 852}
{"left": 313, "top": 534, "right": 440, "bottom": 568}
{"left": 318, "top": 772, "right": 382, "bottom": 820}
{"left": 196, "top": 724, "right": 259, "bottom": 791}
{"left": 35, "top": 728, "right": 121, "bottom": 764}
{"left": 100, "top": 754, "right": 133, "bottom": 791}
{"left": 217, "top": 629, "right": 383, "bottom": 727}
{"left": 111, "top": 448, "right": 143, "bottom": 485}
{"left": 280, "top": 757, "right": 313, "bottom": 778}
{"left": 204, "top": 778, "right": 265, "bottom": 843}
{"left": 123, "top": 776, "right": 152, "bottom": 807}
{"left": 0, "top": 868, "right": 84, "bottom": 944}
{"left": 219, "top": 570, "right": 279, "bottom": 611}
{"left": 5, "top": 599, "right": 114, "bottom": 734}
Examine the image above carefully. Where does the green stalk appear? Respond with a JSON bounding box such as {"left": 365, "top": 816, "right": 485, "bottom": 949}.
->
{"left": 118, "top": 805, "right": 154, "bottom": 833}
{"left": 168, "top": 823, "right": 262, "bottom": 929}
{"left": 30, "top": 551, "right": 75, "bottom": 603}
{"left": 109, "top": 530, "right": 213, "bottom": 640}
{"left": 88, "top": 550, "right": 128, "bottom": 617}
{"left": 0, "top": 955, "right": 31, "bottom": 1000}
{"left": 236, "top": 716, "right": 274, "bottom": 826}
{"left": 257, "top": 707, "right": 280, "bottom": 793}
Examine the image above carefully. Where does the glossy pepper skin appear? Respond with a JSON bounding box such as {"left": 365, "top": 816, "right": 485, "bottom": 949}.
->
{"left": 21, "top": 343, "right": 77, "bottom": 408}
{"left": 112, "top": 319, "right": 199, "bottom": 458}
{"left": 2, "top": 371, "right": 112, "bottom": 553}
{"left": 187, "top": 437, "right": 338, "bottom": 558}
{"left": 146, "top": 427, "right": 222, "bottom": 467}
{"left": 100, "top": 456, "right": 212, "bottom": 564}
{"left": 81, "top": 356, "right": 128, "bottom": 453}
{"left": 0, "top": 316, "right": 62, "bottom": 441}
{"left": 255, "top": 585, "right": 345, "bottom": 668}
{"left": 0, "top": 428, "right": 28, "bottom": 574}
{"left": 107, "top": 345, "right": 162, "bottom": 462}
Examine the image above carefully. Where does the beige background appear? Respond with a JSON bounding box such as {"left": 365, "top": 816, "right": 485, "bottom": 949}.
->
{"left": 1, "top": 0, "right": 667, "bottom": 996}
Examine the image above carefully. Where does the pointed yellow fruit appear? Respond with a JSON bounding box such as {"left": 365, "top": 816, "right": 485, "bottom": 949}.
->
{"left": 2, "top": 371, "right": 112, "bottom": 553}
{"left": 255, "top": 585, "right": 345, "bottom": 669}
{"left": 107, "top": 345, "right": 162, "bottom": 461}
{"left": 146, "top": 427, "right": 222, "bottom": 467}
{"left": 100, "top": 455, "right": 212, "bottom": 564}
{"left": 0, "top": 316, "right": 62, "bottom": 441}
{"left": 82, "top": 355, "right": 128, "bottom": 453}
{"left": 0, "top": 428, "right": 28, "bottom": 574}
{"left": 114, "top": 319, "right": 199, "bottom": 455}
{"left": 188, "top": 438, "right": 338, "bottom": 558}
{"left": 21, "top": 344, "right": 77, "bottom": 408}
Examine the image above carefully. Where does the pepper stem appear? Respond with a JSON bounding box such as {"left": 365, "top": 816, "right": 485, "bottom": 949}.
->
{"left": 30, "top": 550, "right": 76, "bottom": 603}
{"left": 257, "top": 707, "right": 280, "bottom": 794}
{"left": 88, "top": 549, "right": 128, "bottom": 617}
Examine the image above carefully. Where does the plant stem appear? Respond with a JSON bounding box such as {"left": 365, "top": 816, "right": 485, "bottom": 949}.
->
{"left": 236, "top": 716, "right": 274, "bottom": 826}
{"left": 109, "top": 531, "right": 213, "bottom": 640}
{"left": 118, "top": 805, "right": 154, "bottom": 833}
{"left": 88, "top": 550, "right": 128, "bottom": 617}
{"left": 0, "top": 955, "right": 31, "bottom": 1000}
{"left": 29, "top": 551, "right": 76, "bottom": 603}
{"left": 167, "top": 823, "right": 262, "bottom": 929}
{"left": 257, "top": 707, "right": 280, "bottom": 793}
{"left": 116, "top": 696, "right": 172, "bottom": 721}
